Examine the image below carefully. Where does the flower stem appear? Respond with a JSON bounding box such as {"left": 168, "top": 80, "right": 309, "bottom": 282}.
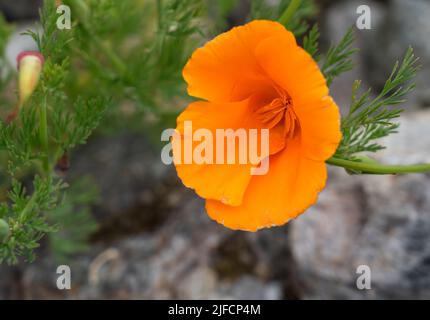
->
{"left": 279, "top": 0, "right": 303, "bottom": 26}
{"left": 39, "top": 93, "right": 49, "bottom": 175}
{"left": 327, "top": 156, "right": 430, "bottom": 174}
{"left": 20, "top": 190, "right": 38, "bottom": 220}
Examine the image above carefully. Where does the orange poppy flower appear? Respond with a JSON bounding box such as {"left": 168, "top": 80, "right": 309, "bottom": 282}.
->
{"left": 173, "top": 20, "right": 342, "bottom": 231}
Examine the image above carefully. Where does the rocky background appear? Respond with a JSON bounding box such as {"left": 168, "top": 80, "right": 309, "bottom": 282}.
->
{"left": 1, "top": 0, "right": 430, "bottom": 299}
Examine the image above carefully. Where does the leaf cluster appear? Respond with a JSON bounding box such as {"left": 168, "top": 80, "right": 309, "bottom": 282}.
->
{"left": 336, "top": 48, "right": 419, "bottom": 159}
{"left": 300, "top": 24, "right": 418, "bottom": 161}
{"left": 0, "top": 176, "right": 65, "bottom": 264}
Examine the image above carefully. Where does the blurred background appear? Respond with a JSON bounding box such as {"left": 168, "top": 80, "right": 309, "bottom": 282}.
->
{"left": 0, "top": 0, "right": 430, "bottom": 299}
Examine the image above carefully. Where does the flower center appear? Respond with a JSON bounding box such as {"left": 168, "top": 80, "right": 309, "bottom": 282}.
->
{"left": 256, "top": 91, "right": 298, "bottom": 138}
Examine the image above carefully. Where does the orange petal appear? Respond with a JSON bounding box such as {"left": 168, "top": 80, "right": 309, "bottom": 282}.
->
{"left": 173, "top": 98, "right": 284, "bottom": 206}
{"left": 183, "top": 20, "right": 289, "bottom": 103}
{"left": 298, "top": 96, "right": 342, "bottom": 161}
{"left": 255, "top": 32, "right": 341, "bottom": 161}
{"left": 205, "top": 134, "right": 327, "bottom": 231}
{"left": 256, "top": 32, "right": 328, "bottom": 106}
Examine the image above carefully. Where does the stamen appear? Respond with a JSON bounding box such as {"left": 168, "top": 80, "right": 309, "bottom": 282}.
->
{"left": 256, "top": 89, "right": 298, "bottom": 137}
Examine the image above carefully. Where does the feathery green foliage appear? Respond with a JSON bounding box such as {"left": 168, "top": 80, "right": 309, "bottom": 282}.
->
{"left": 303, "top": 23, "right": 320, "bottom": 59}
{"left": 48, "top": 176, "right": 98, "bottom": 262}
{"left": 0, "top": 0, "right": 108, "bottom": 264}
{"left": 0, "top": 176, "right": 65, "bottom": 264}
{"left": 64, "top": 0, "right": 204, "bottom": 124}
{"left": 321, "top": 27, "right": 357, "bottom": 87}
{"left": 336, "top": 47, "right": 419, "bottom": 159}
{"left": 0, "top": 14, "right": 12, "bottom": 107}
{"left": 0, "top": 0, "right": 204, "bottom": 264}
{"left": 307, "top": 22, "right": 419, "bottom": 164}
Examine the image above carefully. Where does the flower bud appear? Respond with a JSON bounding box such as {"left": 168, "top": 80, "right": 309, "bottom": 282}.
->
{"left": 0, "top": 219, "right": 10, "bottom": 243}
{"left": 17, "top": 51, "right": 44, "bottom": 105}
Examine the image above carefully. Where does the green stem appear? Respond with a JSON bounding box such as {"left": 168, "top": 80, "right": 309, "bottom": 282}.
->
{"left": 327, "top": 157, "right": 430, "bottom": 174}
{"left": 278, "top": 0, "right": 303, "bottom": 26}
{"left": 156, "top": 0, "right": 163, "bottom": 29}
{"left": 20, "top": 190, "right": 38, "bottom": 220}
{"left": 39, "top": 94, "right": 49, "bottom": 174}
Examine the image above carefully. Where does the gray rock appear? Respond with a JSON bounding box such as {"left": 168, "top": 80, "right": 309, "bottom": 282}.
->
{"left": 366, "top": 0, "right": 430, "bottom": 108}
{"left": 1, "top": 197, "right": 286, "bottom": 299}
{"left": 374, "top": 111, "right": 430, "bottom": 165}
{"left": 291, "top": 110, "right": 430, "bottom": 299}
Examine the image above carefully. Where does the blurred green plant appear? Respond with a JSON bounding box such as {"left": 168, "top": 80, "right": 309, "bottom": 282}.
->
{"left": 0, "top": 0, "right": 204, "bottom": 264}
{"left": 0, "top": 1, "right": 106, "bottom": 264}
{"left": 251, "top": 0, "right": 317, "bottom": 36}
{"left": 64, "top": 0, "right": 204, "bottom": 130}
{"left": 48, "top": 176, "right": 98, "bottom": 263}
{"left": 0, "top": 14, "right": 13, "bottom": 109}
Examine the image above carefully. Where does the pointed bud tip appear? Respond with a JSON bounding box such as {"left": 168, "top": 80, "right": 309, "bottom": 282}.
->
{"left": 16, "top": 51, "right": 44, "bottom": 69}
